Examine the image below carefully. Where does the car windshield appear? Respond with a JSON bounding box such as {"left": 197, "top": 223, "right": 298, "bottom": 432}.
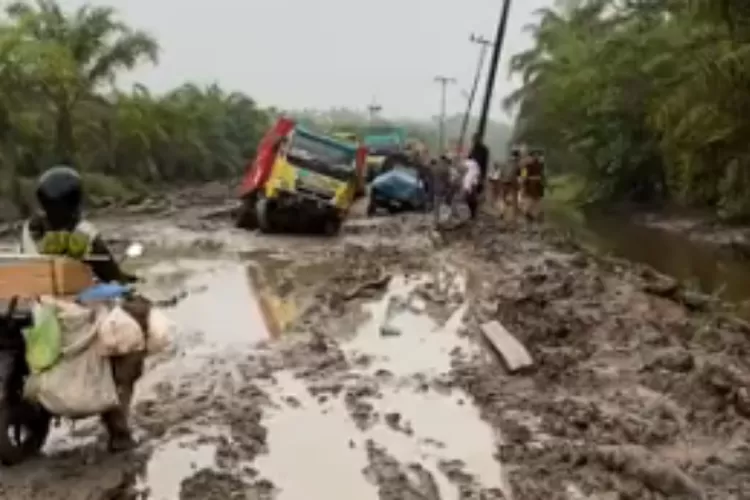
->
{"left": 288, "top": 133, "right": 354, "bottom": 172}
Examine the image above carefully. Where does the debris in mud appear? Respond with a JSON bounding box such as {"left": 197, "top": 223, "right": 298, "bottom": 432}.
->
{"left": 479, "top": 320, "right": 533, "bottom": 373}
{"left": 179, "top": 469, "right": 274, "bottom": 500}
{"left": 363, "top": 440, "right": 442, "bottom": 500}
{"left": 345, "top": 379, "right": 381, "bottom": 430}
{"left": 380, "top": 324, "right": 402, "bottom": 337}
{"left": 594, "top": 445, "right": 705, "bottom": 499}
{"left": 343, "top": 273, "right": 392, "bottom": 300}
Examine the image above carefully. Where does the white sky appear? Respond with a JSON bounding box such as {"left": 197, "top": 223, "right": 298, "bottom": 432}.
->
{"left": 57, "top": 0, "right": 552, "bottom": 121}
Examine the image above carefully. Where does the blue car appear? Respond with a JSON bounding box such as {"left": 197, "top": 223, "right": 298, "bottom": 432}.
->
{"left": 367, "top": 156, "right": 429, "bottom": 215}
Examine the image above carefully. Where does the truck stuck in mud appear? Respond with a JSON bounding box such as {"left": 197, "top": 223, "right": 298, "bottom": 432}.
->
{"left": 235, "top": 117, "right": 366, "bottom": 235}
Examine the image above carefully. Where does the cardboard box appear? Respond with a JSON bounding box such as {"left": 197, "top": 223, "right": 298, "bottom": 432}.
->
{"left": 0, "top": 257, "right": 95, "bottom": 299}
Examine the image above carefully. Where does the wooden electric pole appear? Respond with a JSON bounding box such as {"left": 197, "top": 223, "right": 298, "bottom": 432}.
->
{"left": 433, "top": 75, "right": 456, "bottom": 153}
{"left": 476, "top": 0, "right": 513, "bottom": 142}
{"left": 458, "top": 33, "right": 493, "bottom": 155}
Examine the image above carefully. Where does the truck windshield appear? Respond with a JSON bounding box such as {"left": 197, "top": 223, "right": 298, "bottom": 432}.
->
{"left": 289, "top": 134, "right": 354, "bottom": 169}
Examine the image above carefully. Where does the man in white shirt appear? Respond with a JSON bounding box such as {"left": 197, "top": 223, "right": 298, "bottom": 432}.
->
{"left": 462, "top": 158, "right": 481, "bottom": 218}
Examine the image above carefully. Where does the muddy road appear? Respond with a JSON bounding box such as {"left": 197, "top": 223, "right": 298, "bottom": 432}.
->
{"left": 1, "top": 188, "right": 750, "bottom": 499}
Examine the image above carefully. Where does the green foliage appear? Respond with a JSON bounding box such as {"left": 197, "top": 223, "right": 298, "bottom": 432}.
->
{"left": 0, "top": 0, "right": 271, "bottom": 210}
{"left": 506, "top": 0, "right": 750, "bottom": 217}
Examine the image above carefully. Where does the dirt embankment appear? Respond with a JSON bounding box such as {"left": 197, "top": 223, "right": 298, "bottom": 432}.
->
{"left": 633, "top": 211, "right": 750, "bottom": 259}
{"left": 440, "top": 216, "right": 750, "bottom": 498}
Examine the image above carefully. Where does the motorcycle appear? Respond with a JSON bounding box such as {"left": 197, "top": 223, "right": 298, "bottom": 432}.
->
{"left": 0, "top": 242, "right": 145, "bottom": 465}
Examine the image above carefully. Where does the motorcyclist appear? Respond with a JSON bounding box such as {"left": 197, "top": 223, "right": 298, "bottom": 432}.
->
{"left": 19, "top": 165, "right": 141, "bottom": 451}
{"left": 20, "top": 166, "right": 137, "bottom": 283}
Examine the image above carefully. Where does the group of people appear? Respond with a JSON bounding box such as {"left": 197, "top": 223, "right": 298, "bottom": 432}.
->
{"left": 413, "top": 136, "right": 545, "bottom": 223}
{"left": 488, "top": 144, "right": 545, "bottom": 221}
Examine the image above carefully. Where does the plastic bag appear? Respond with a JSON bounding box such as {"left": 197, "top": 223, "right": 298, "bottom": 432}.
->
{"left": 146, "top": 308, "right": 175, "bottom": 354}
{"left": 23, "top": 302, "right": 62, "bottom": 374}
{"left": 97, "top": 305, "right": 145, "bottom": 356}
{"left": 24, "top": 341, "right": 119, "bottom": 418}
{"left": 23, "top": 297, "right": 119, "bottom": 417}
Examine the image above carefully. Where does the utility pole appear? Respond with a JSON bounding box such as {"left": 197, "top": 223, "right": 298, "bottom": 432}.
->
{"left": 476, "top": 0, "right": 513, "bottom": 142}
{"left": 458, "top": 33, "right": 493, "bottom": 156}
{"left": 367, "top": 99, "right": 382, "bottom": 124}
{"left": 433, "top": 75, "right": 456, "bottom": 153}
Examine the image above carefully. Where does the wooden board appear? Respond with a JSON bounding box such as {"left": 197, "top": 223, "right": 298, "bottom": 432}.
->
{"left": 0, "top": 257, "right": 95, "bottom": 299}
{"left": 480, "top": 320, "right": 533, "bottom": 372}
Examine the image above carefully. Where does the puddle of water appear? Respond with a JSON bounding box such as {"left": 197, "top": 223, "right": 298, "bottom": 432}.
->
{"left": 256, "top": 372, "right": 378, "bottom": 500}
{"left": 348, "top": 275, "right": 473, "bottom": 376}
{"left": 144, "top": 261, "right": 272, "bottom": 346}
{"left": 548, "top": 205, "right": 750, "bottom": 317}
{"left": 136, "top": 433, "right": 219, "bottom": 500}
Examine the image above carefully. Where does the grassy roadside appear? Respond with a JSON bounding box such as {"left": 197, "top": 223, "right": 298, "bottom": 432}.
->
{"left": 545, "top": 173, "right": 588, "bottom": 206}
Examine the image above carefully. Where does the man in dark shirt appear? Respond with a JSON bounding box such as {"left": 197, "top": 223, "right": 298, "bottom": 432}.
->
{"left": 468, "top": 133, "right": 490, "bottom": 194}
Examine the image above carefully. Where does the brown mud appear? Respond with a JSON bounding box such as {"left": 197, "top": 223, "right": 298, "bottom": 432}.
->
{"left": 0, "top": 189, "right": 749, "bottom": 499}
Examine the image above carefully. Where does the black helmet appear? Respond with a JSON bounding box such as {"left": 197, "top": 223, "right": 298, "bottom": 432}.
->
{"left": 36, "top": 166, "right": 83, "bottom": 225}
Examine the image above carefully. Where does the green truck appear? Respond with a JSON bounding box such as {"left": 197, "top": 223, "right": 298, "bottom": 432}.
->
{"left": 361, "top": 126, "right": 407, "bottom": 182}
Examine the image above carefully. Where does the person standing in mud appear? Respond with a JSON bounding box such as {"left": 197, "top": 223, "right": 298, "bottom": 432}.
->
{"left": 499, "top": 150, "right": 521, "bottom": 220}
{"left": 468, "top": 133, "right": 489, "bottom": 195}
{"left": 462, "top": 157, "right": 481, "bottom": 219}
{"left": 487, "top": 161, "right": 502, "bottom": 206}
{"left": 518, "top": 147, "right": 545, "bottom": 221}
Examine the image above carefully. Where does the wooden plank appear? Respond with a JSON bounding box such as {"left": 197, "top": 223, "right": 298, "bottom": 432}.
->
{"left": 480, "top": 320, "right": 533, "bottom": 372}
{"left": 0, "top": 257, "right": 94, "bottom": 299}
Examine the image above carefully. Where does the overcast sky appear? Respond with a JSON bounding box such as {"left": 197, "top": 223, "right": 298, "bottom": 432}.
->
{"left": 59, "top": 0, "right": 551, "bottom": 122}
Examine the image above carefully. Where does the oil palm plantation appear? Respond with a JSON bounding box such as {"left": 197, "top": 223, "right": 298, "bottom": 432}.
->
{"left": 0, "top": 0, "right": 271, "bottom": 210}
{"left": 505, "top": 0, "right": 750, "bottom": 217}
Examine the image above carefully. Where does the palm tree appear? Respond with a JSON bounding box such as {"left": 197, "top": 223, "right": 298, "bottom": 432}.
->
{"left": 5, "top": 0, "right": 159, "bottom": 162}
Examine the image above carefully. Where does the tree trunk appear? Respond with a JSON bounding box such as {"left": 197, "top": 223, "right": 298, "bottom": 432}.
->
{"left": 55, "top": 103, "right": 75, "bottom": 164}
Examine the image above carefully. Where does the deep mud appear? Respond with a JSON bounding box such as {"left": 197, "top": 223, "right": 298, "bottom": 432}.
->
{"left": 1, "top": 189, "right": 750, "bottom": 499}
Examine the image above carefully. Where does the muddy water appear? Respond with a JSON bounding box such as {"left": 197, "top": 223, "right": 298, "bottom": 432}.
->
{"left": 110, "top": 240, "right": 505, "bottom": 499}
{"left": 549, "top": 206, "right": 750, "bottom": 314}
{"left": 254, "top": 275, "right": 507, "bottom": 499}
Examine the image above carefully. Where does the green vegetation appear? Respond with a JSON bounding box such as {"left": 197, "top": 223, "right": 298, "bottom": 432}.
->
{"left": 506, "top": 0, "right": 750, "bottom": 219}
{"left": 0, "top": 0, "right": 271, "bottom": 215}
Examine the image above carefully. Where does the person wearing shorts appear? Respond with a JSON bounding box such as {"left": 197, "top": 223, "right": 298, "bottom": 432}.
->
{"left": 488, "top": 161, "right": 502, "bottom": 207}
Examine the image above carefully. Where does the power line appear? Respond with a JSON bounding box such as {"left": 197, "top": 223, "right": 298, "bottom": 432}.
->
{"left": 458, "top": 33, "right": 493, "bottom": 155}
{"left": 433, "top": 75, "right": 456, "bottom": 153}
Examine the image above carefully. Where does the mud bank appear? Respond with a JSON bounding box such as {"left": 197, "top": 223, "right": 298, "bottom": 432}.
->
{"left": 634, "top": 211, "right": 750, "bottom": 259}
{"left": 442, "top": 216, "right": 750, "bottom": 499}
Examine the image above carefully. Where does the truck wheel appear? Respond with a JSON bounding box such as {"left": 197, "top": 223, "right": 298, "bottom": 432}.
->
{"left": 234, "top": 195, "right": 257, "bottom": 229}
{"left": 323, "top": 217, "right": 342, "bottom": 236}
{"left": 366, "top": 198, "right": 377, "bottom": 217}
{"left": 256, "top": 196, "right": 275, "bottom": 233}
{"left": 0, "top": 402, "right": 50, "bottom": 466}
